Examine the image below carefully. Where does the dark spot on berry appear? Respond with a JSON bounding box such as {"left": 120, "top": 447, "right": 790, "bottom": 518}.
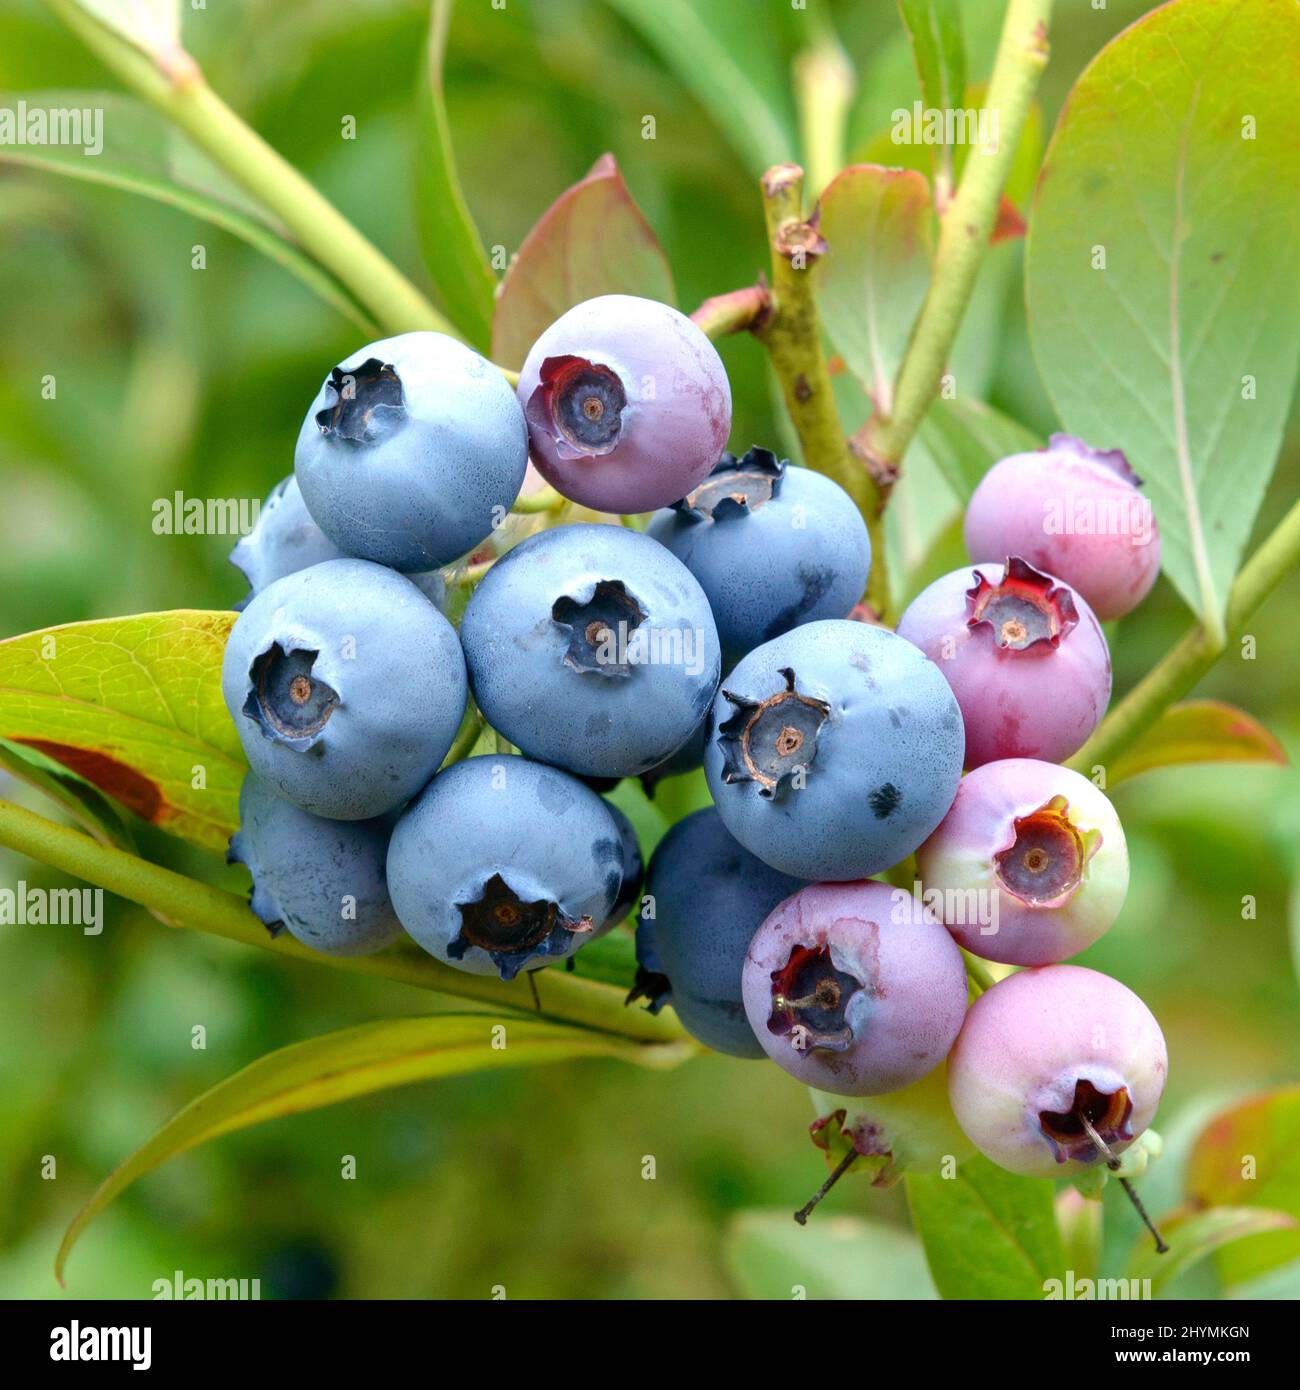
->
{"left": 869, "top": 783, "right": 901, "bottom": 819}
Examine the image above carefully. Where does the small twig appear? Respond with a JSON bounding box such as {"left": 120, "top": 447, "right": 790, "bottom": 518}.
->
{"left": 793, "top": 1147, "right": 858, "bottom": 1225}
{"left": 753, "top": 162, "right": 889, "bottom": 614}
{"left": 690, "top": 285, "right": 772, "bottom": 339}
{"left": 1079, "top": 1114, "right": 1168, "bottom": 1255}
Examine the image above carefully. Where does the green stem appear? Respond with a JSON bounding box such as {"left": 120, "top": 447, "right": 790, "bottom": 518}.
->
{"left": 961, "top": 951, "right": 998, "bottom": 996}
{"left": 440, "top": 702, "right": 486, "bottom": 767}
{"left": 510, "top": 485, "right": 566, "bottom": 515}
{"left": 855, "top": 0, "right": 1052, "bottom": 478}
{"left": 448, "top": 559, "right": 495, "bottom": 587}
{"left": 1068, "top": 498, "right": 1300, "bottom": 776}
{"left": 0, "top": 798, "right": 684, "bottom": 1046}
{"left": 49, "top": 0, "right": 453, "bottom": 338}
{"left": 754, "top": 163, "right": 889, "bottom": 614}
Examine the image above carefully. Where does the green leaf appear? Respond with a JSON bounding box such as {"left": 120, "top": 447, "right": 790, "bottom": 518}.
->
{"left": 724, "top": 1209, "right": 936, "bottom": 1300}
{"left": 1184, "top": 1085, "right": 1300, "bottom": 1285}
{"left": 491, "top": 153, "right": 676, "bottom": 371}
{"left": 0, "top": 91, "right": 372, "bottom": 332}
{"left": 1126, "top": 1204, "right": 1298, "bottom": 1295}
{"left": 816, "top": 164, "right": 933, "bottom": 411}
{"left": 906, "top": 1153, "right": 1065, "bottom": 1299}
{"left": 413, "top": 0, "right": 496, "bottom": 349}
{"left": 914, "top": 395, "right": 1042, "bottom": 501}
{"left": 598, "top": 0, "right": 797, "bottom": 176}
{"left": 0, "top": 611, "right": 244, "bottom": 853}
{"left": 56, "top": 1013, "right": 668, "bottom": 1283}
{"left": 896, "top": 0, "right": 966, "bottom": 199}
{"left": 1026, "top": 0, "right": 1300, "bottom": 643}
{"left": 0, "top": 738, "right": 135, "bottom": 850}
{"left": 1107, "top": 700, "right": 1286, "bottom": 785}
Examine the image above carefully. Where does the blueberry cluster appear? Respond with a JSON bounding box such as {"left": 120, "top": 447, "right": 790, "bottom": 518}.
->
{"left": 221, "top": 299, "right": 1168, "bottom": 1185}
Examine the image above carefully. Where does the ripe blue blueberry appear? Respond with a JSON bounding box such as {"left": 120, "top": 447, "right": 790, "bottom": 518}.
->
{"left": 631, "top": 808, "right": 802, "bottom": 1058}
{"left": 230, "top": 475, "right": 446, "bottom": 610}
{"left": 221, "top": 559, "right": 467, "bottom": 819}
{"left": 638, "top": 714, "right": 707, "bottom": 798}
{"left": 387, "top": 755, "right": 622, "bottom": 979}
{"left": 517, "top": 295, "right": 731, "bottom": 514}
{"left": 295, "top": 332, "right": 528, "bottom": 571}
{"left": 228, "top": 773, "right": 403, "bottom": 957}
{"left": 704, "top": 620, "right": 964, "bottom": 880}
{"left": 605, "top": 802, "right": 644, "bottom": 925}
{"left": 648, "top": 449, "right": 871, "bottom": 670}
{"left": 460, "top": 523, "right": 721, "bottom": 778}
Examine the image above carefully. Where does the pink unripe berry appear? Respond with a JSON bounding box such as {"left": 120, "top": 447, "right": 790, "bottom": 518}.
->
{"left": 896, "top": 557, "right": 1111, "bottom": 768}
{"left": 947, "top": 965, "right": 1167, "bottom": 1178}
{"left": 517, "top": 295, "right": 732, "bottom": 514}
{"left": 741, "top": 880, "right": 968, "bottom": 1097}
{"left": 917, "top": 758, "right": 1129, "bottom": 966}
{"left": 964, "top": 434, "right": 1161, "bottom": 620}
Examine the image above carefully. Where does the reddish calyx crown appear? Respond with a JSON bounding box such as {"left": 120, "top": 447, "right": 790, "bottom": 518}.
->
{"left": 966, "top": 556, "right": 1079, "bottom": 651}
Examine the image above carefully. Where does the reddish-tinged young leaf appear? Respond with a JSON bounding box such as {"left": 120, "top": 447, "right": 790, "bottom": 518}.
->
{"left": 1183, "top": 1086, "right": 1300, "bottom": 1285}
{"left": 1106, "top": 700, "right": 1286, "bottom": 785}
{"left": 491, "top": 154, "right": 676, "bottom": 371}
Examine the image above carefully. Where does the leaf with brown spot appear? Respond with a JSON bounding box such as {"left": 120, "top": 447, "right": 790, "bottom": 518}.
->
{"left": 0, "top": 610, "right": 245, "bottom": 853}
{"left": 490, "top": 154, "right": 675, "bottom": 371}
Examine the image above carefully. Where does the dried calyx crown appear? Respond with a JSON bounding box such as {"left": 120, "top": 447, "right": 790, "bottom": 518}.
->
{"left": 551, "top": 579, "right": 648, "bottom": 678}
{"left": 768, "top": 944, "right": 861, "bottom": 1052}
{"left": 451, "top": 872, "right": 593, "bottom": 982}
{"left": 716, "top": 667, "right": 830, "bottom": 800}
{"left": 244, "top": 644, "right": 338, "bottom": 749}
{"left": 316, "top": 357, "right": 406, "bottom": 445}
{"left": 671, "top": 447, "right": 787, "bottom": 522}
{"left": 966, "top": 556, "right": 1079, "bottom": 651}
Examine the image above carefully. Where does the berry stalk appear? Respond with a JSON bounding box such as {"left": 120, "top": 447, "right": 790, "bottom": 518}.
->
{"left": 0, "top": 798, "right": 688, "bottom": 1048}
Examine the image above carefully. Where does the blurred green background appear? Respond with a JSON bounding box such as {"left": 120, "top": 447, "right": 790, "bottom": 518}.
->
{"left": 0, "top": 0, "right": 1296, "bottom": 1299}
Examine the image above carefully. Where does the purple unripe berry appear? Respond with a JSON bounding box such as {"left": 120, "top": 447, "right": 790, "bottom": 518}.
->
{"left": 517, "top": 295, "right": 732, "bottom": 514}
{"left": 947, "top": 965, "right": 1167, "bottom": 1178}
{"left": 917, "top": 759, "right": 1129, "bottom": 966}
{"left": 964, "top": 435, "right": 1161, "bottom": 620}
{"left": 741, "top": 880, "right": 968, "bottom": 1097}
{"left": 896, "top": 557, "right": 1111, "bottom": 768}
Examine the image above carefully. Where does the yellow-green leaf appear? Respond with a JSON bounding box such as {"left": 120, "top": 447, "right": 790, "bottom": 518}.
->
{"left": 0, "top": 610, "right": 243, "bottom": 853}
{"left": 1107, "top": 700, "right": 1286, "bottom": 786}
{"left": 57, "top": 1013, "right": 684, "bottom": 1283}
